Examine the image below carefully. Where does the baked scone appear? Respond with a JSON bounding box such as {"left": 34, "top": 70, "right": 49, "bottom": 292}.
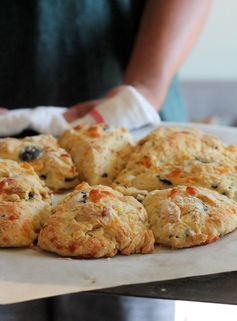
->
{"left": 143, "top": 185, "right": 237, "bottom": 248}
{"left": 0, "top": 159, "right": 52, "bottom": 247}
{"left": 38, "top": 182, "right": 154, "bottom": 258}
{"left": 58, "top": 124, "right": 134, "bottom": 186}
{"left": 114, "top": 127, "right": 237, "bottom": 200}
{"left": 0, "top": 135, "right": 78, "bottom": 191}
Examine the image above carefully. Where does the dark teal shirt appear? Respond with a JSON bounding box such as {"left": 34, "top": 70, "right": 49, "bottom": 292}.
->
{"left": 0, "top": 0, "right": 187, "bottom": 121}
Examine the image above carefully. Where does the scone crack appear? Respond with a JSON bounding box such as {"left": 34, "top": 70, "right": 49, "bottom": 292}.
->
{"left": 157, "top": 175, "right": 173, "bottom": 186}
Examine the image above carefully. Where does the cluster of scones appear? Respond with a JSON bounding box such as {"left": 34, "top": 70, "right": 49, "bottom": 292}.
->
{"left": 1, "top": 124, "right": 237, "bottom": 258}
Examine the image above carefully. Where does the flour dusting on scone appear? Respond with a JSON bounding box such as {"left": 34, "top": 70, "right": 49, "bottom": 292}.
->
{"left": 0, "top": 159, "right": 52, "bottom": 247}
{"left": 38, "top": 182, "right": 154, "bottom": 258}
{"left": 143, "top": 185, "right": 237, "bottom": 248}
{"left": 58, "top": 124, "right": 134, "bottom": 186}
{"left": 0, "top": 135, "right": 78, "bottom": 191}
{"left": 114, "top": 127, "right": 237, "bottom": 200}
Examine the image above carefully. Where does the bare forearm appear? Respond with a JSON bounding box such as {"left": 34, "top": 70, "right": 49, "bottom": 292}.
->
{"left": 124, "top": 0, "right": 212, "bottom": 110}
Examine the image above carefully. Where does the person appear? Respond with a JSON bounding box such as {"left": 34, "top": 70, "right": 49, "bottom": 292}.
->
{"left": 0, "top": 0, "right": 212, "bottom": 124}
{"left": 0, "top": 0, "right": 212, "bottom": 320}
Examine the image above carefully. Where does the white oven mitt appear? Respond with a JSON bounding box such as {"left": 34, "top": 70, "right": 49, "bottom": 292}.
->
{"left": 0, "top": 86, "right": 160, "bottom": 136}
{"left": 71, "top": 86, "right": 161, "bottom": 130}
{"left": 0, "top": 107, "right": 69, "bottom": 136}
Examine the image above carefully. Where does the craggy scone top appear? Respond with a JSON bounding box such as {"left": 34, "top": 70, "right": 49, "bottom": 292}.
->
{"left": 59, "top": 124, "right": 135, "bottom": 186}
{"left": 114, "top": 127, "right": 237, "bottom": 200}
{"left": 0, "top": 135, "right": 78, "bottom": 191}
{"left": 38, "top": 182, "right": 154, "bottom": 258}
{"left": 0, "top": 159, "right": 52, "bottom": 247}
{"left": 143, "top": 185, "right": 237, "bottom": 248}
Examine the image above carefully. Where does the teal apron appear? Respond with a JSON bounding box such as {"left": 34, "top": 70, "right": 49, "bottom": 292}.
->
{"left": 0, "top": 0, "right": 187, "bottom": 122}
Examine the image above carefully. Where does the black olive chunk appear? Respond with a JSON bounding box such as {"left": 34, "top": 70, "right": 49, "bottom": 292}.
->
{"left": 28, "top": 192, "right": 35, "bottom": 199}
{"left": 101, "top": 173, "right": 108, "bottom": 178}
{"left": 64, "top": 176, "right": 78, "bottom": 182}
{"left": 79, "top": 191, "right": 88, "bottom": 203}
{"left": 19, "top": 146, "right": 43, "bottom": 162}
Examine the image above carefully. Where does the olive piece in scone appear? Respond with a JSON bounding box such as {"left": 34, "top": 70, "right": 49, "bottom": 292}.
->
{"left": 101, "top": 173, "right": 108, "bottom": 178}
{"left": 79, "top": 191, "right": 88, "bottom": 203}
{"left": 28, "top": 191, "right": 35, "bottom": 199}
{"left": 19, "top": 146, "right": 43, "bottom": 162}
{"left": 64, "top": 176, "right": 78, "bottom": 182}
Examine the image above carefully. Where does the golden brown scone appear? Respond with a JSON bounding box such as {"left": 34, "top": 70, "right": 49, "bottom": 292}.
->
{"left": 0, "top": 159, "right": 52, "bottom": 247}
{"left": 114, "top": 127, "right": 237, "bottom": 200}
{"left": 58, "top": 124, "right": 134, "bottom": 186}
{"left": 0, "top": 135, "right": 78, "bottom": 191}
{"left": 143, "top": 185, "right": 237, "bottom": 248}
{"left": 38, "top": 182, "right": 154, "bottom": 258}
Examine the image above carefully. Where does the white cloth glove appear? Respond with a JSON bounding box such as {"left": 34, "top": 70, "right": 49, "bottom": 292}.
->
{"left": 71, "top": 86, "right": 161, "bottom": 130}
{"left": 0, "top": 86, "right": 160, "bottom": 136}
{"left": 30, "top": 107, "right": 69, "bottom": 135}
{"left": 0, "top": 107, "right": 69, "bottom": 136}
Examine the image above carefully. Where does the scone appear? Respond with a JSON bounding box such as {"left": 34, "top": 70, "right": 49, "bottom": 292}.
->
{"left": 0, "top": 159, "right": 52, "bottom": 247}
{"left": 0, "top": 135, "right": 78, "bottom": 191}
{"left": 38, "top": 182, "right": 154, "bottom": 258}
{"left": 59, "top": 124, "right": 134, "bottom": 186}
{"left": 114, "top": 127, "right": 237, "bottom": 200}
{"left": 143, "top": 185, "right": 237, "bottom": 248}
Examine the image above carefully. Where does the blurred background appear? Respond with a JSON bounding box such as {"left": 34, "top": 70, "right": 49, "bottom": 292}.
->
{"left": 180, "top": 0, "right": 237, "bottom": 125}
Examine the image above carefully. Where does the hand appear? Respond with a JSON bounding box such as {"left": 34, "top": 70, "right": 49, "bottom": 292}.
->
{"left": 63, "top": 86, "right": 131, "bottom": 123}
{"left": 134, "top": 83, "right": 168, "bottom": 112}
{"left": 107, "top": 82, "right": 168, "bottom": 112}
{"left": 63, "top": 98, "right": 105, "bottom": 123}
{"left": 63, "top": 83, "right": 162, "bottom": 124}
{"left": 0, "top": 108, "right": 8, "bottom": 115}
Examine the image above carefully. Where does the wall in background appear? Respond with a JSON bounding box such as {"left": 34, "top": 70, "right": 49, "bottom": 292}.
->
{"left": 179, "top": 0, "right": 237, "bottom": 81}
{"left": 180, "top": 81, "right": 237, "bottom": 124}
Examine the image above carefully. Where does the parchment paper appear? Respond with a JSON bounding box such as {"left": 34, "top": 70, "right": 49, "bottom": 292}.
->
{"left": 1, "top": 122, "right": 237, "bottom": 304}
